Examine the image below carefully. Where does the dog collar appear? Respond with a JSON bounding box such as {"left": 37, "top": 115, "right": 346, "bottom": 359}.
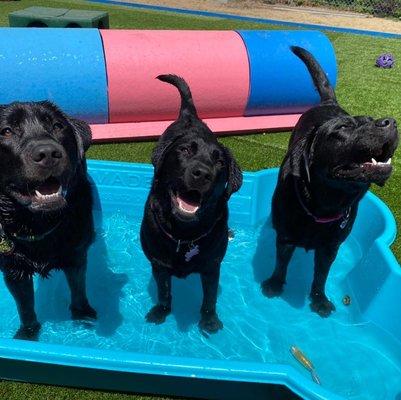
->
{"left": 0, "top": 220, "right": 62, "bottom": 256}
{"left": 9, "top": 220, "right": 62, "bottom": 242}
{"left": 294, "top": 178, "right": 351, "bottom": 226}
{"left": 150, "top": 202, "right": 222, "bottom": 253}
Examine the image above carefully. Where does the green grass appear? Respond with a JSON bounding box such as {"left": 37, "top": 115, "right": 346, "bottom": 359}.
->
{"left": 0, "top": 381, "right": 171, "bottom": 400}
{"left": 0, "top": 0, "right": 401, "bottom": 398}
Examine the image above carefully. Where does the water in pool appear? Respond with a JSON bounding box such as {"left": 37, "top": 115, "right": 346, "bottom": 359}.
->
{"left": 0, "top": 209, "right": 400, "bottom": 400}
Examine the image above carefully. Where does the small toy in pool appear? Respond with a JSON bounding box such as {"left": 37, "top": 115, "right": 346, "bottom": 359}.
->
{"left": 376, "top": 53, "right": 395, "bottom": 68}
{"left": 342, "top": 294, "right": 351, "bottom": 306}
{"left": 290, "top": 346, "right": 321, "bottom": 385}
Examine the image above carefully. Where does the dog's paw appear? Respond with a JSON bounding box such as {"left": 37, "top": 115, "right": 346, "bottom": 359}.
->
{"left": 14, "top": 322, "right": 41, "bottom": 341}
{"left": 261, "top": 277, "right": 284, "bottom": 298}
{"left": 146, "top": 304, "right": 171, "bottom": 324}
{"left": 310, "top": 295, "right": 336, "bottom": 317}
{"left": 199, "top": 313, "right": 223, "bottom": 334}
{"left": 71, "top": 303, "right": 97, "bottom": 321}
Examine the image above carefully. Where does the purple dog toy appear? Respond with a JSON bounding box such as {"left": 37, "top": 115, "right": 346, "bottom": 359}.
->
{"left": 376, "top": 53, "right": 395, "bottom": 68}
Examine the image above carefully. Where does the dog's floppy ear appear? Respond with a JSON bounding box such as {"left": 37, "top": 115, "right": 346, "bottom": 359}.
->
{"left": 151, "top": 141, "right": 166, "bottom": 168}
{"left": 289, "top": 127, "right": 317, "bottom": 180}
{"left": 151, "top": 132, "right": 183, "bottom": 174}
{"left": 222, "top": 146, "right": 243, "bottom": 199}
{"left": 68, "top": 117, "right": 92, "bottom": 159}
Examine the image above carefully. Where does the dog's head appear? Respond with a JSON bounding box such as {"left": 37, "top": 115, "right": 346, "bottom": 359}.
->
{"left": 151, "top": 75, "right": 242, "bottom": 222}
{"left": 289, "top": 46, "right": 399, "bottom": 189}
{"left": 295, "top": 115, "right": 399, "bottom": 188}
{"left": 0, "top": 101, "right": 91, "bottom": 213}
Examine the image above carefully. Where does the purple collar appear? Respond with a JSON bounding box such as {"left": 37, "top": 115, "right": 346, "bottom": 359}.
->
{"left": 294, "top": 179, "right": 350, "bottom": 225}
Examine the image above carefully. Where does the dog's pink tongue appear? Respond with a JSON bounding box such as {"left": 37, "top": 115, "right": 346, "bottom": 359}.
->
{"left": 177, "top": 196, "right": 199, "bottom": 213}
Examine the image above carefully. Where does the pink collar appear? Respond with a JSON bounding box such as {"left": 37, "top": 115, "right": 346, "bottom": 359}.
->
{"left": 294, "top": 179, "right": 350, "bottom": 225}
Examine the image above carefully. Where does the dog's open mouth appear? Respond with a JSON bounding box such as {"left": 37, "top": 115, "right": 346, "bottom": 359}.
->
{"left": 172, "top": 190, "right": 202, "bottom": 216}
{"left": 10, "top": 177, "right": 67, "bottom": 211}
{"left": 344, "top": 155, "right": 392, "bottom": 173}
{"left": 361, "top": 156, "right": 392, "bottom": 170}
{"left": 333, "top": 154, "right": 393, "bottom": 185}
{"left": 34, "top": 177, "right": 62, "bottom": 200}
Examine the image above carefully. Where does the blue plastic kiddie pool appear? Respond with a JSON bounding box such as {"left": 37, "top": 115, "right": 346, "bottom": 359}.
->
{"left": 0, "top": 160, "right": 399, "bottom": 400}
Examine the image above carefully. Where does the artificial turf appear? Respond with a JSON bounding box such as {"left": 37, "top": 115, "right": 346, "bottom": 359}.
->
{"left": 0, "top": 0, "right": 400, "bottom": 399}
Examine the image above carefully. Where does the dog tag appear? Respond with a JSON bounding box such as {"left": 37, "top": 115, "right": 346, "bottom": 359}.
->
{"left": 185, "top": 244, "right": 200, "bottom": 262}
{"left": 0, "top": 235, "right": 14, "bottom": 255}
{"left": 340, "top": 208, "right": 351, "bottom": 229}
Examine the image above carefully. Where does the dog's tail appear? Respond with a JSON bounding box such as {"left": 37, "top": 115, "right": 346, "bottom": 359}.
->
{"left": 291, "top": 46, "right": 336, "bottom": 104}
{"left": 157, "top": 74, "right": 198, "bottom": 120}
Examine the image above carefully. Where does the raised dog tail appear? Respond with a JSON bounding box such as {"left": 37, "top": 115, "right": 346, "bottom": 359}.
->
{"left": 291, "top": 46, "right": 337, "bottom": 104}
{"left": 157, "top": 74, "right": 198, "bottom": 120}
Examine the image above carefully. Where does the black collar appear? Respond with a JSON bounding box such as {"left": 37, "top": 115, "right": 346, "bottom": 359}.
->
{"left": 9, "top": 220, "right": 62, "bottom": 242}
{"left": 0, "top": 219, "right": 62, "bottom": 256}
{"left": 150, "top": 202, "right": 223, "bottom": 252}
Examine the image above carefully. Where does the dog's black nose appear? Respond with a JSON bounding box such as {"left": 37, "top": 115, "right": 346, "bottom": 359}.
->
{"left": 191, "top": 165, "right": 212, "bottom": 182}
{"left": 375, "top": 118, "right": 396, "bottom": 128}
{"left": 31, "top": 143, "right": 64, "bottom": 167}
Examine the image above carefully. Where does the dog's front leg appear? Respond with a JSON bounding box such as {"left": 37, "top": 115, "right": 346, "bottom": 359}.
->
{"left": 64, "top": 263, "right": 97, "bottom": 321}
{"left": 146, "top": 265, "right": 172, "bottom": 324}
{"left": 310, "top": 244, "right": 339, "bottom": 317}
{"left": 261, "top": 237, "right": 295, "bottom": 298}
{"left": 199, "top": 265, "right": 223, "bottom": 334}
{"left": 4, "top": 273, "right": 40, "bottom": 340}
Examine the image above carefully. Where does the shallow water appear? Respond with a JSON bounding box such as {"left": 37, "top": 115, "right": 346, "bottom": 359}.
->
{"left": 0, "top": 209, "right": 400, "bottom": 400}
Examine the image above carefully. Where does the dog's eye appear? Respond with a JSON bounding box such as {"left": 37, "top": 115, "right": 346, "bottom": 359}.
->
{"left": 180, "top": 147, "right": 191, "bottom": 156}
{"left": 216, "top": 159, "right": 225, "bottom": 167}
{"left": 331, "top": 131, "right": 348, "bottom": 142}
{"left": 0, "top": 127, "right": 13, "bottom": 137}
{"left": 53, "top": 122, "right": 63, "bottom": 131}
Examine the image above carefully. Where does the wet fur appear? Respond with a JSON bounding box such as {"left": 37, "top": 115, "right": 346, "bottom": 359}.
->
{"left": 141, "top": 75, "right": 242, "bottom": 333}
{"left": 0, "top": 101, "right": 96, "bottom": 339}
{"left": 262, "top": 47, "right": 399, "bottom": 317}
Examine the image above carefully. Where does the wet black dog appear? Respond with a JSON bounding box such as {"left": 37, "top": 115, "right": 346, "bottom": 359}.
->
{"left": 141, "top": 75, "right": 242, "bottom": 333}
{"left": 0, "top": 101, "right": 96, "bottom": 339}
{"left": 262, "top": 47, "right": 399, "bottom": 317}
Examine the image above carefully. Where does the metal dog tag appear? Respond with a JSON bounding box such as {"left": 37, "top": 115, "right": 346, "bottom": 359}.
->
{"left": 0, "top": 235, "right": 14, "bottom": 255}
{"left": 340, "top": 208, "right": 351, "bottom": 229}
{"left": 185, "top": 244, "right": 200, "bottom": 262}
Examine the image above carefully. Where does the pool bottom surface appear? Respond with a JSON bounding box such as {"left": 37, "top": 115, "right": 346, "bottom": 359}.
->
{"left": 0, "top": 210, "right": 400, "bottom": 400}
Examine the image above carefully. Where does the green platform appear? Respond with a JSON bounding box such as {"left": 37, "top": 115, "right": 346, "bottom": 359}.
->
{"left": 9, "top": 6, "right": 109, "bottom": 28}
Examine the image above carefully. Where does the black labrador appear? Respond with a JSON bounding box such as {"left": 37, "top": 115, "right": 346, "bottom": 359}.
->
{"left": 262, "top": 47, "right": 399, "bottom": 317}
{"left": 0, "top": 101, "right": 96, "bottom": 339}
{"left": 140, "top": 75, "right": 242, "bottom": 333}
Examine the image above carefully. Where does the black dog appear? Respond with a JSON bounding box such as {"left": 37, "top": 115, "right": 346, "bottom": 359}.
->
{"left": 140, "top": 75, "right": 242, "bottom": 333}
{"left": 0, "top": 101, "right": 96, "bottom": 339}
{"left": 262, "top": 47, "right": 399, "bottom": 317}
